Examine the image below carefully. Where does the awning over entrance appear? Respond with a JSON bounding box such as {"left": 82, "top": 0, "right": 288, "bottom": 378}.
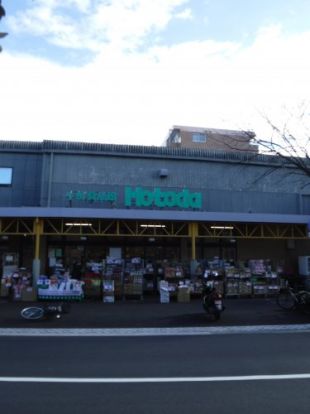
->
{"left": 0, "top": 207, "right": 309, "bottom": 225}
{"left": 0, "top": 207, "right": 309, "bottom": 240}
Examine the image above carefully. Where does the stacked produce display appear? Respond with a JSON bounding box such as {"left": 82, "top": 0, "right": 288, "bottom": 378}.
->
{"left": 0, "top": 254, "right": 287, "bottom": 303}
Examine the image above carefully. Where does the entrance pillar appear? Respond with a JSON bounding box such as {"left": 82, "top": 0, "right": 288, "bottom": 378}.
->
{"left": 32, "top": 218, "right": 43, "bottom": 286}
{"left": 189, "top": 222, "right": 198, "bottom": 275}
{"left": 189, "top": 222, "right": 198, "bottom": 260}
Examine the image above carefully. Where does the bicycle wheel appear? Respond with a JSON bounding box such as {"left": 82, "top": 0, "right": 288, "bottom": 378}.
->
{"left": 297, "top": 292, "right": 310, "bottom": 315}
{"left": 21, "top": 307, "right": 44, "bottom": 320}
{"left": 276, "top": 290, "right": 296, "bottom": 310}
{"left": 60, "top": 302, "right": 71, "bottom": 314}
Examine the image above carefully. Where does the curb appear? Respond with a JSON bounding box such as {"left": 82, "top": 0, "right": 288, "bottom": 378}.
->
{"left": 1, "top": 324, "right": 310, "bottom": 337}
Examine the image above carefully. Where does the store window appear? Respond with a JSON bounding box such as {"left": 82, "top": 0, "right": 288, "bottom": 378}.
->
{"left": 170, "top": 131, "right": 181, "bottom": 144}
{"left": 192, "top": 133, "right": 207, "bottom": 143}
{"left": 173, "top": 134, "right": 181, "bottom": 144}
{"left": 0, "top": 167, "right": 13, "bottom": 185}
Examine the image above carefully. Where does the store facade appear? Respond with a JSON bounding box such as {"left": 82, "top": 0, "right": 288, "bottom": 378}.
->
{"left": 0, "top": 140, "right": 309, "bottom": 302}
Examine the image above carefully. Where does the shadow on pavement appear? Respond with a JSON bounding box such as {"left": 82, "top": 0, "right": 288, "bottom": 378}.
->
{"left": 1, "top": 297, "right": 310, "bottom": 329}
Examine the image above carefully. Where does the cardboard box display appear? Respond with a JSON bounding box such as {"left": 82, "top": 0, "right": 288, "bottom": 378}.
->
{"left": 159, "top": 280, "right": 170, "bottom": 303}
{"left": 164, "top": 267, "right": 176, "bottom": 279}
{"left": 0, "top": 284, "right": 9, "bottom": 297}
{"left": 177, "top": 286, "right": 190, "bottom": 302}
{"left": 160, "top": 292, "right": 170, "bottom": 303}
{"left": 21, "top": 287, "right": 37, "bottom": 301}
{"left": 103, "top": 295, "right": 115, "bottom": 303}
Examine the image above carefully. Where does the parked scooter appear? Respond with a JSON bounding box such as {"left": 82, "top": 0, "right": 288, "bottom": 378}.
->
{"left": 20, "top": 302, "right": 70, "bottom": 321}
{"left": 202, "top": 271, "right": 224, "bottom": 320}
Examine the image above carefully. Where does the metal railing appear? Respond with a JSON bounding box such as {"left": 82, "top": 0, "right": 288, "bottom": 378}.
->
{"left": 0, "top": 139, "right": 292, "bottom": 167}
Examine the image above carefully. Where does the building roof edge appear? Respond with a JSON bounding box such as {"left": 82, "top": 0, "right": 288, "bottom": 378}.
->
{"left": 0, "top": 207, "right": 309, "bottom": 225}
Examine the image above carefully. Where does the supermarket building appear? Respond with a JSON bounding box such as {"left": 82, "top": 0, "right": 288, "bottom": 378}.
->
{"left": 0, "top": 138, "right": 309, "bottom": 301}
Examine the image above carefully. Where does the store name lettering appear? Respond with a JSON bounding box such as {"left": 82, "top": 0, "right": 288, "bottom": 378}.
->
{"left": 66, "top": 190, "right": 117, "bottom": 203}
{"left": 125, "top": 187, "right": 202, "bottom": 209}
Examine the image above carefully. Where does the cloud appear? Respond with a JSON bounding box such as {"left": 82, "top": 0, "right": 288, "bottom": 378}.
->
{"left": 1, "top": 12, "right": 310, "bottom": 146}
{"left": 175, "top": 8, "right": 193, "bottom": 20}
{"left": 8, "top": 0, "right": 190, "bottom": 51}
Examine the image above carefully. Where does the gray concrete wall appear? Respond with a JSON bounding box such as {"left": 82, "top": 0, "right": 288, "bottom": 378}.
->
{"left": 0, "top": 153, "right": 42, "bottom": 207}
{"left": 41, "top": 153, "right": 309, "bottom": 214}
{"left": 1, "top": 147, "right": 309, "bottom": 215}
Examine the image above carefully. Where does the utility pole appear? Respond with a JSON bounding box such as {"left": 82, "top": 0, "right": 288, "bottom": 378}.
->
{"left": 0, "top": 1, "right": 8, "bottom": 52}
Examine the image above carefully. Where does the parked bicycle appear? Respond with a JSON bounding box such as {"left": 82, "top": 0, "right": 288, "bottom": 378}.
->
{"left": 276, "top": 285, "right": 310, "bottom": 314}
{"left": 21, "top": 302, "right": 71, "bottom": 321}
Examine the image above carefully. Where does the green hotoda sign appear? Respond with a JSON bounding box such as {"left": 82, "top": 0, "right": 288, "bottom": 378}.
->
{"left": 125, "top": 187, "right": 202, "bottom": 209}
{"left": 66, "top": 187, "right": 202, "bottom": 209}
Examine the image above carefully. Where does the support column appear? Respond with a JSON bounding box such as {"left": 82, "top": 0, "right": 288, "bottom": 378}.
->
{"left": 33, "top": 218, "right": 43, "bottom": 286}
{"left": 189, "top": 222, "right": 198, "bottom": 275}
{"left": 189, "top": 222, "right": 198, "bottom": 260}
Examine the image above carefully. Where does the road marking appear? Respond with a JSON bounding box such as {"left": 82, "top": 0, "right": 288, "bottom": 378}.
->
{"left": 1, "top": 324, "right": 310, "bottom": 337}
{"left": 1, "top": 374, "right": 310, "bottom": 383}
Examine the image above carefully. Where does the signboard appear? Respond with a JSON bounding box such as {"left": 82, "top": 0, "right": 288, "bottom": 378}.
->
{"left": 66, "top": 190, "right": 117, "bottom": 203}
{"left": 66, "top": 187, "right": 202, "bottom": 210}
{"left": 125, "top": 187, "right": 202, "bottom": 209}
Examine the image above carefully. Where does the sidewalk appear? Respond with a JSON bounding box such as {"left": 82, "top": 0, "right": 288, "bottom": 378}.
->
{"left": 1, "top": 297, "right": 310, "bottom": 329}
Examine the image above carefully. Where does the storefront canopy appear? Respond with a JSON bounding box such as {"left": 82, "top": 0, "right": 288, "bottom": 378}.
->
{"left": 0, "top": 207, "right": 309, "bottom": 225}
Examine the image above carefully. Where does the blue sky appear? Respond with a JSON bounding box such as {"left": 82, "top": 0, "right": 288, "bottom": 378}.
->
{"left": 1, "top": 0, "right": 310, "bottom": 145}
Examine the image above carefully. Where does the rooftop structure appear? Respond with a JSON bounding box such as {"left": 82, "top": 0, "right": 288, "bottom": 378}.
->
{"left": 165, "top": 125, "right": 258, "bottom": 153}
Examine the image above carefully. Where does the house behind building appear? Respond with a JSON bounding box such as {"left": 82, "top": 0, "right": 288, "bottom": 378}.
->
{"left": 165, "top": 125, "right": 258, "bottom": 153}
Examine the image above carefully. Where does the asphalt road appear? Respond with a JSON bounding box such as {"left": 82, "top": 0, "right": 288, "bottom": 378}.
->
{"left": 1, "top": 332, "right": 310, "bottom": 413}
